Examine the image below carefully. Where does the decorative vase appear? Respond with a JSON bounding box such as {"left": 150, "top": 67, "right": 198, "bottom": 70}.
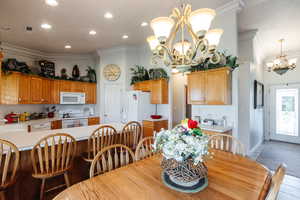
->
{"left": 161, "top": 157, "right": 208, "bottom": 190}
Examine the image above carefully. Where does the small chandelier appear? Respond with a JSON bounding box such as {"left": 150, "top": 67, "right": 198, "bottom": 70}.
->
{"left": 266, "top": 39, "right": 297, "bottom": 75}
{"left": 147, "top": 4, "right": 223, "bottom": 72}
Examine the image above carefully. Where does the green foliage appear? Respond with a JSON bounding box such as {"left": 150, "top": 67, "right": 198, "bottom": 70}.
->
{"left": 130, "top": 65, "right": 150, "bottom": 85}
{"left": 130, "top": 65, "right": 169, "bottom": 85}
{"left": 190, "top": 50, "right": 239, "bottom": 72}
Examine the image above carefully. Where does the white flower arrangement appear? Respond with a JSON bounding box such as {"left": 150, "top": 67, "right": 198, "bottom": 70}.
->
{"left": 153, "top": 119, "right": 210, "bottom": 165}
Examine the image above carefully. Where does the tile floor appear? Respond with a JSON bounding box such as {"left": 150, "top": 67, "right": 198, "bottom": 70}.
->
{"left": 254, "top": 141, "right": 300, "bottom": 200}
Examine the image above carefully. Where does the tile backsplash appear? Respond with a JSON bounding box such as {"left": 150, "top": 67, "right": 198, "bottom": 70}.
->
{"left": 192, "top": 105, "right": 234, "bottom": 127}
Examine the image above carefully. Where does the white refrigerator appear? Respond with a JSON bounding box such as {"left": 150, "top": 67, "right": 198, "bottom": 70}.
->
{"left": 125, "top": 91, "right": 155, "bottom": 122}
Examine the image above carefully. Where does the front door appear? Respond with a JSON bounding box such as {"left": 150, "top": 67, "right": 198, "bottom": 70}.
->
{"left": 270, "top": 84, "right": 300, "bottom": 144}
{"left": 103, "top": 84, "right": 122, "bottom": 123}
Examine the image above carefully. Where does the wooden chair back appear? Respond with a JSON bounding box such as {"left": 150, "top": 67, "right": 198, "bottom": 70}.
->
{"left": 121, "top": 121, "right": 142, "bottom": 149}
{"left": 265, "top": 164, "right": 286, "bottom": 200}
{"left": 87, "top": 125, "right": 118, "bottom": 160}
{"left": 31, "top": 133, "right": 77, "bottom": 177}
{"left": 0, "top": 139, "right": 19, "bottom": 189}
{"left": 208, "top": 134, "right": 245, "bottom": 156}
{"left": 90, "top": 144, "right": 135, "bottom": 178}
{"left": 135, "top": 136, "right": 157, "bottom": 160}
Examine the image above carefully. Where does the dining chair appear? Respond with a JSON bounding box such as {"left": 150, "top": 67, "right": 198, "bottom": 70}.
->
{"left": 120, "top": 121, "right": 142, "bottom": 150}
{"left": 89, "top": 144, "right": 135, "bottom": 178}
{"left": 82, "top": 125, "right": 117, "bottom": 163}
{"left": 31, "top": 133, "right": 77, "bottom": 200}
{"left": 0, "top": 139, "right": 20, "bottom": 200}
{"left": 265, "top": 164, "right": 286, "bottom": 200}
{"left": 208, "top": 134, "right": 245, "bottom": 156}
{"left": 135, "top": 136, "right": 157, "bottom": 161}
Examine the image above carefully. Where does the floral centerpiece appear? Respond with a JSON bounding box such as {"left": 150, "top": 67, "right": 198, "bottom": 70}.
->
{"left": 153, "top": 119, "right": 210, "bottom": 190}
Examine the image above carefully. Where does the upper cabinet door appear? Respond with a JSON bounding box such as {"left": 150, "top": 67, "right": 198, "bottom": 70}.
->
{"left": 151, "top": 79, "right": 168, "bottom": 104}
{"left": 0, "top": 72, "right": 19, "bottom": 104}
{"left": 205, "top": 68, "right": 231, "bottom": 105}
{"left": 19, "top": 74, "right": 31, "bottom": 104}
{"left": 60, "top": 80, "right": 72, "bottom": 92}
{"left": 187, "top": 71, "right": 206, "bottom": 104}
{"left": 42, "top": 79, "right": 52, "bottom": 104}
{"left": 51, "top": 80, "right": 60, "bottom": 104}
{"left": 30, "top": 76, "right": 43, "bottom": 104}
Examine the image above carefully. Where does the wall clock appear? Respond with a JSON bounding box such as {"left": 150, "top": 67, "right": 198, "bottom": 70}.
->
{"left": 103, "top": 64, "right": 121, "bottom": 81}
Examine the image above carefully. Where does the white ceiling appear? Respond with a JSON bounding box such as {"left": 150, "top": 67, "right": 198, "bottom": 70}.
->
{"left": 0, "top": 0, "right": 230, "bottom": 54}
{"left": 239, "top": 0, "right": 300, "bottom": 59}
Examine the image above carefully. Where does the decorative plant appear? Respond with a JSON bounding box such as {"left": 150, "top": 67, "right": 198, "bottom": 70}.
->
{"left": 190, "top": 50, "right": 239, "bottom": 72}
{"left": 130, "top": 65, "right": 150, "bottom": 85}
{"left": 149, "top": 68, "right": 169, "bottom": 80}
{"left": 153, "top": 119, "right": 210, "bottom": 165}
{"left": 130, "top": 65, "right": 169, "bottom": 85}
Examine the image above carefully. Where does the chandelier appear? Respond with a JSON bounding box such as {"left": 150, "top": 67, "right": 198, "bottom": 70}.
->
{"left": 266, "top": 39, "right": 297, "bottom": 75}
{"left": 146, "top": 4, "right": 223, "bottom": 72}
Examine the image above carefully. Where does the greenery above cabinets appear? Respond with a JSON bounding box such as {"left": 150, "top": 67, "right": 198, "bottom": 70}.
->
{"left": 130, "top": 65, "right": 169, "bottom": 85}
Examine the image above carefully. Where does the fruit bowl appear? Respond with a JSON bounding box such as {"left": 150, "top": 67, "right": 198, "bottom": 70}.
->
{"left": 151, "top": 115, "right": 162, "bottom": 119}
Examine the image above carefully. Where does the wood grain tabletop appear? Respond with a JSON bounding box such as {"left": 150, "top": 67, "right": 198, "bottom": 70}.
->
{"left": 54, "top": 150, "right": 270, "bottom": 200}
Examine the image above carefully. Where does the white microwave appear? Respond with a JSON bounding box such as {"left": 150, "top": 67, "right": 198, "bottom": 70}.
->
{"left": 60, "top": 92, "right": 86, "bottom": 104}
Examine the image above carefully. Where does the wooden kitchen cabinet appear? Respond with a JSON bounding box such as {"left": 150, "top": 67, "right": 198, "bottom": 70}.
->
{"left": 187, "top": 71, "right": 206, "bottom": 104}
{"left": 132, "top": 79, "right": 168, "bottom": 104}
{"left": 88, "top": 117, "right": 100, "bottom": 126}
{"left": 30, "top": 76, "right": 43, "bottom": 104}
{"left": 85, "top": 83, "right": 97, "bottom": 104}
{"left": 51, "top": 120, "right": 62, "bottom": 130}
{"left": 202, "top": 130, "right": 232, "bottom": 136}
{"left": 0, "top": 72, "right": 97, "bottom": 105}
{"left": 142, "top": 119, "right": 168, "bottom": 137}
{"left": 0, "top": 72, "right": 19, "bottom": 104}
{"left": 151, "top": 79, "right": 169, "bottom": 104}
{"left": 51, "top": 80, "right": 60, "bottom": 104}
{"left": 59, "top": 80, "right": 72, "bottom": 92}
{"left": 42, "top": 79, "right": 52, "bottom": 104}
{"left": 187, "top": 67, "right": 232, "bottom": 105}
{"left": 18, "top": 74, "right": 31, "bottom": 104}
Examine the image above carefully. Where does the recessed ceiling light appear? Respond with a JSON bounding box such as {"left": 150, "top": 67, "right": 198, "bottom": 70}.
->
{"left": 89, "top": 30, "right": 97, "bottom": 35}
{"left": 122, "top": 35, "right": 128, "bottom": 39}
{"left": 65, "top": 45, "right": 71, "bottom": 49}
{"left": 45, "top": 0, "right": 58, "bottom": 7}
{"left": 104, "top": 12, "right": 113, "bottom": 19}
{"left": 141, "top": 22, "right": 148, "bottom": 27}
{"left": 41, "top": 23, "right": 52, "bottom": 30}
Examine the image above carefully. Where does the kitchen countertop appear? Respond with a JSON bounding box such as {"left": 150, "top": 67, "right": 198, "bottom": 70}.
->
{"left": 0, "top": 115, "right": 100, "bottom": 127}
{"left": 0, "top": 122, "right": 124, "bottom": 151}
{"left": 200, "top": 124, "right": 232, "bottom": 133}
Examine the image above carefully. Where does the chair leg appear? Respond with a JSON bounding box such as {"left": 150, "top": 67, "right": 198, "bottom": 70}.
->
{"left": 64, "top": 172, "right": 70, "bottom": 187}
{"left": 0, "top": 191, "right": 6, "bottom": 200}
{"left": 40, "top": 179, "right": 46, "bottom": 200}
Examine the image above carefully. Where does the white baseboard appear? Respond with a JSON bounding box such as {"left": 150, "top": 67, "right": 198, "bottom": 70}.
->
{"left": 248, "top": 139, "right": 264, "bottom": 157}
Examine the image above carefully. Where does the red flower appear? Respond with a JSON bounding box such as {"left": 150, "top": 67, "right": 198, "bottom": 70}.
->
{"left": 188, "top": 119, "right": 198, "bottom": 129}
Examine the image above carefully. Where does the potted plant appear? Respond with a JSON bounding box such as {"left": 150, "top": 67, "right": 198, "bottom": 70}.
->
{"left": 153, "top": 119, "right": 210, "bottom": 193}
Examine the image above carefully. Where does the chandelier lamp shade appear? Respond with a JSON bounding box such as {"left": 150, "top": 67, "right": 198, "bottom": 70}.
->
{"left": 266, "top": 39, "right": 297, "bottom": 75}
{"left": 147, "top": 4, "right": 224, "bottom": 72}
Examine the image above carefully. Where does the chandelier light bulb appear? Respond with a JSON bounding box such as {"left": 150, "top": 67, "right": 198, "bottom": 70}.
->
{"left": 274, "top": 59, "right": 281, "bottom": 65}
{"left": 150, "top": 17, "right": 174, "bottom": 43}
{"left": 189, "top": 8, "right": 216, "bottom": 38}
{"left": 147, "top": 36, "right": 160, "bottom": 51}
{"left": 289, "top": 58, "right": 297, "bottom": 65}
{"left": 45, "top": 0, "right": 58, "bottom": 6}
{"left": 205, "top": 29, "right": 223, "bottom": 50}
{"left": 174, "top": 41, "right": 191, "bottom": 56}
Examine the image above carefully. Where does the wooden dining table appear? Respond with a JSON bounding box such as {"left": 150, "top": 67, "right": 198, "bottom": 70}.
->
{"left": 54, "top": 150, "right": 271, "bottom": 200}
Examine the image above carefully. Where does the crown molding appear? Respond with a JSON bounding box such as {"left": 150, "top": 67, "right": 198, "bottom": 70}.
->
{"left": 217, "top": 0, "right": 245, "bottom": 15}
{"left": 1, "top": 42, "right": 96, "bottom": 61}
